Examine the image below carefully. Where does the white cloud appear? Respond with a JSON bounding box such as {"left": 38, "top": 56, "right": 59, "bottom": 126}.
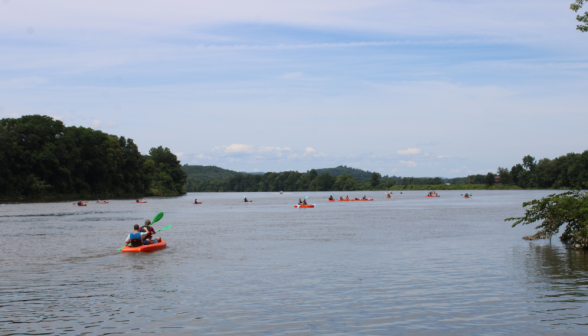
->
{"left": 91, "top": 119, "right": 101, "bottom": 128}
{"left": 397, "top": 148, "right": 422, "bottom": 155}
{"left": 174, "top": 152, "right": 183, "bottom": 157}
{"left": 195, "top": 154, "right": 212, "bottom": 159}
{"left": 437, "top": 155, "right": 449, "bottom": 159}
{"left": 212, "top": 144, "right": 254, "bottom": 154}
{"left": 400, "top": 160, "right": 417, "bottom": 167}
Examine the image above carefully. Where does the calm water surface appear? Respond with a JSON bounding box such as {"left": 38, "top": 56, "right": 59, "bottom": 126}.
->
{"left": 1, "top": 190, "right": 588, "bottom": 335}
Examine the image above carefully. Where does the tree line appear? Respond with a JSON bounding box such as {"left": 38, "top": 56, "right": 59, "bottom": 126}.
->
{"left": 496, "top": 152, "right": 588, "bottom": 189}
{"left": 186, "top": 170, "right": 398, "bottom": 192}
{"left": 0, "top": 115, "right": 186, "bottom": 199}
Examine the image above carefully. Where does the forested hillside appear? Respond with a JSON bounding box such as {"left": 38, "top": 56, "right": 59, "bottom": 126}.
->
{"left": 181, "top": 165, "right": 239, "bottom": 181}
{"left": 0, "top": 115, "right": 187, "bottom": 199}
{"left": 314, "top": 166, "right": 373, "bottom": 182}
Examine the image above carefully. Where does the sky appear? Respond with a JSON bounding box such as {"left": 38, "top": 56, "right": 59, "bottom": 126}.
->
{"left": 1, "top": 0, "right": 587, "bottom": 177}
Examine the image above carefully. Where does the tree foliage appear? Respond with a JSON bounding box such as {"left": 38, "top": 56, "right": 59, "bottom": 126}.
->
{"left": 0, "top": 115, "right": 186, "bottom": 198}
{"left": 506, "top": 191, "right": 588, "bottom": 246}
{"left": 498, "top": 152, "right": 588, "bottom": 189}
{"left": 571, "top": 0, "right": 588, "bottom": 32}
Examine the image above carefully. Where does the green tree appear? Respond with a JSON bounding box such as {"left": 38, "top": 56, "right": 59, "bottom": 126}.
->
{"left": 571, "top": 0, "right": 588, "bottom": 32}
{"left": 497, "top": 167, "right": 512, "bottom": 185}
{"left": 370, "top": 172, "right": 381, "bottom": 187}
{"left": 485, "top": 172, "right": 495, "bottom": 187}
{"left": 506, "top": 191, "right": 588, "bottom": 245}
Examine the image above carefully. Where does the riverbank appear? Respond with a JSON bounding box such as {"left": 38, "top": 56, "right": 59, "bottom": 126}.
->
{"left": 386, "top": 184, "right": 523, "bottom": 191}
{"left": 0, "top": 188, "right": 185, "bottom": 204}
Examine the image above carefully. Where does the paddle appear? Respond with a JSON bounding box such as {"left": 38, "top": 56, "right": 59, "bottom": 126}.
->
{"left": 118, "top": 212, "right": 164, "bottom": 251}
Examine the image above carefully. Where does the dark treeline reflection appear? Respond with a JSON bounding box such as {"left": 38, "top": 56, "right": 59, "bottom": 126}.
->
{"left": 522, "top": 243, "right": 588, "bottom": 296}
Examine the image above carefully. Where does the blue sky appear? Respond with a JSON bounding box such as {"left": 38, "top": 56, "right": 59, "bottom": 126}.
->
{"left": 1, "top": 0, "right": 587, "bottom": 177}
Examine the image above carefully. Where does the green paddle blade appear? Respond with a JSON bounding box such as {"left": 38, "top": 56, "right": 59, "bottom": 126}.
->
{"left": 151, "top": 212, "right": 164, "bottom": 225}
{"left": 155, "top": 224, "right": 172, "bottom": 233}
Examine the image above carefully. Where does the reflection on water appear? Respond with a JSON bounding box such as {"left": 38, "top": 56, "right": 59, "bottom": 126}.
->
{"left": 1, "top": 190, "right": 588, "bottom": 335}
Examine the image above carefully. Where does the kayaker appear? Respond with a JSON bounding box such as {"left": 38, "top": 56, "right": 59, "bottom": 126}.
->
{"left": 362, "top": 195, "right": 367, "bottom": 200}
{"left": 77, "top": 201, "right": 83, "bottom": 206}
{"left": 302, "top": 199, "right": 308, "bottom": 205}
{"left": 339, "top": 196, "right": 343, "bottom": 200}
{"left": 140, "top": 219, "right": 160, "bottom": 244}
{"left": 125, "top": 224, "right": 149, "bottom": 247}
{"left": 298, "top": 198, "right": 303, "bottom": 205}
{"left": 328, "top": 195, "right": 334, "bottom": 201}
{"left": 136, "top": 199, "right": 140, "bottom": 203}
{"left": 345, "top": 195, "right": 349, "bottom": 200}
{"left": 244, "top": 197, "right": 248, "bottom": 202}
{"left": 194, "top": 199, "right": 198, "bottom": 204}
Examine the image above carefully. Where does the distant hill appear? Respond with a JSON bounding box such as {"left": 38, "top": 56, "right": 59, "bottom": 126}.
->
{"left": 182, "top": 165, "right": 240, "bottom": 181}
{"left": 313, "top": 166, "right": 374, "bottom": 182}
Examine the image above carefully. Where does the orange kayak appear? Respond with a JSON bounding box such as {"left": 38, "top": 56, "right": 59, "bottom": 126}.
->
{"left": 328, "top": 199, "right": 335, "bottom": 202}
{"left": 386, "top": 196, "right": 392, "bottom": 199}
{"left": 295, "top": 204, "right": 315, "bottom": 208}
{"left": 121, "top": 239, "right": 167, "bottom": 253}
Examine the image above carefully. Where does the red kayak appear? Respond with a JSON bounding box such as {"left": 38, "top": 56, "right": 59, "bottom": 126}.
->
{"left": 77, "top": 204, "right": 87, "bottom": 206}
{"left": 194, "top": 202, "right": 203, "bottom": 204}
{"left": 295, "top": 204, "right": 315, "bottom": 208}
{"left": 121, "top": 239, "right": 167, "bottom": 253}
{"left": 135, "top": 201, "right": 147, "bottom": 203}
{"left": 328, "top": 199, "right": 335, "bottom": 202}
{"left": 244, "top": 200, "right": 252, "bottom": 202}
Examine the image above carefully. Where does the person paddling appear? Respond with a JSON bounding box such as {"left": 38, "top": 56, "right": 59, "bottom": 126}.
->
{"left": 125, "top": 224, "right": 148, "bottom": 247}
{"left": 339, "top": 196, "right": 344, "bottom": 200}
{"left": 194, "top": 199, "right": 198, "bottom": 204}
{"left": 298, "top": 198, "right": 303, "bottom": 205}
{"left": 140, "top": 219, "right": 161, "bottom": 244}
{"left": 302, "top": 199, "right": 308, "bottom": 205}
{"left": 244, "top": 197, "right": 248, "bottom": 202}
{"left": 328, "top": 195, "right": 334, "bottom": 201}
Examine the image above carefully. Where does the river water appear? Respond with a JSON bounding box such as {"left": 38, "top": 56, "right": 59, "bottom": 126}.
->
{"left": 1, "top": 190, "right": 587, "bottom": 335}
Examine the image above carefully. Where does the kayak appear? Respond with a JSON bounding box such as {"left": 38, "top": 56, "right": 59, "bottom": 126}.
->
{"left": 121, "top": 239, "right": 167, "bottom": 253}
{"left": 425, "top": 196, "right": 439, "bottom": 198}
{"left": 77, "top": 204, "right": 87, "bottom": 206}
{"left": 358, "top": 199, "right": 373, "bottom": 201}
{"left": 328, "top": 199, "right": 335, "bottom": 202}
{"left": 386, "top": 196, "right": 392, "bottom": 199}
{"left": 464, "top": 196, "right": 470, "bottom": 199}
{"left": 295, "top": 204, "right": 315, "bottom": 208}
{"left": 244, "top": 200, "right": 253, "bottom": 202}
{"left": 96, "top": 202, "right": 109, "bottom": 204}
{"left": 135, "top": 201, "right": 147, "bottom": 203}
{"left": 194, "top": 202, "right": 203, "bottom": 204}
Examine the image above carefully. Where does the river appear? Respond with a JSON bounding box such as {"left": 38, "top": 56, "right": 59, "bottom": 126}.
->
{"left": 1, "top": 190, "right": 587, "bottom": 335}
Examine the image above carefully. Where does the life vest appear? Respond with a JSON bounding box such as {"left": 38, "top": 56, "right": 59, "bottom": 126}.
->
{"left": 130, "top": 232, "right": 143, "bottom": 247}
{"left": 140, "top": 226, "right": 153, "bottom": 239}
